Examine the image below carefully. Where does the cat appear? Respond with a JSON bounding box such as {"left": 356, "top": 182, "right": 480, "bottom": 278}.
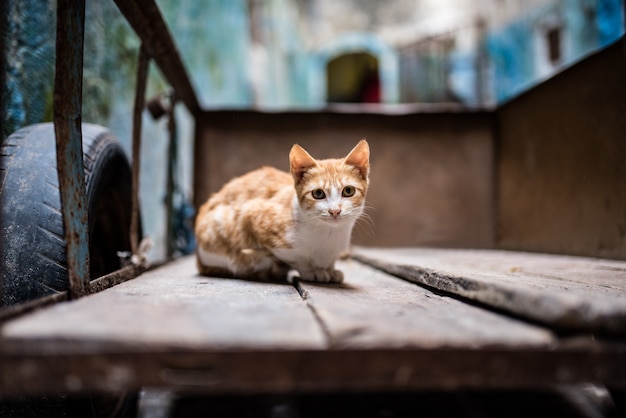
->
{"left": 194, "top": 139, "right": 369, "bottom": 283}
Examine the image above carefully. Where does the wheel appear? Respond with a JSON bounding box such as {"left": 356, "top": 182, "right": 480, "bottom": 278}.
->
{"left": 0, "top": 122, "right": 133, "bottom": 307}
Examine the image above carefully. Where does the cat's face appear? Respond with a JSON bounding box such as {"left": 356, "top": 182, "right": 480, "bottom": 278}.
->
{"left": 290, "top": 140, "right": 369, "bottom": 226}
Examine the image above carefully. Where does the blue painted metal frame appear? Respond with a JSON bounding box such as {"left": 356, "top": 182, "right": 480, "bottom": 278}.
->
{"left": 44, "top": 0, "right": 200, "bottom": 304}
{"left": 131, "top": 44, "right": 150, "bottom": 256}
{"left": 53, "top": 0, "right": 90, "bottom": 299}
{"left": 0, "top": 0, "right": 199, "bottom": 321}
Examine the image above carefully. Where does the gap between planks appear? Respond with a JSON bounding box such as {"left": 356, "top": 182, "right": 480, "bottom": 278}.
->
{"left": 291, "top": 278, "right": 335, "bottom": 348}
{"left": 295, "top": 259, "right": 554, "bottom": 349}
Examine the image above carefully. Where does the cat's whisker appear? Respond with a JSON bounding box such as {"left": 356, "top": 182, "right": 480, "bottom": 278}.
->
{"left": 355, "top": 212, "right": 376, "bottom": 239}
{"left": 359, "top": 211, "right": 375, "bottom": 224}
{"left": 360, "top": 204, "right": 377, "bottom": 216}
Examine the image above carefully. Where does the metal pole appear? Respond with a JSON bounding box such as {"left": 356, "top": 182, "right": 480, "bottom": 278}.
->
{"left": 53, "top": 0, "right": 89, "bottom": 299}
{"left": 165, "top": 94, "right": 178, "bottom": 259}
{"left": 131, "top": 44, "right": 150, "bottom": 255}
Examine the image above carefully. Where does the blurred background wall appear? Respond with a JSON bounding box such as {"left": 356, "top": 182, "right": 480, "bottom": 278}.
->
{"left": 1, "top": 0, "right": 624, "bottom": 261}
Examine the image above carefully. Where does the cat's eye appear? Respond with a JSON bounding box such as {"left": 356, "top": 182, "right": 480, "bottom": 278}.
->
{"left": 312, "top": 189, "right": 326, "bottom": 199}
{"left": 342, "top": 186, "right": 356, "bottom": 197}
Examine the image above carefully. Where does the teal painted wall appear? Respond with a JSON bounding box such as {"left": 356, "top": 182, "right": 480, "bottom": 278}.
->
{"left": 486, "top": 0, "right": 624, "bottom": 103}
{"left": 1, "top": 0, "right": 624, "bottom": 259}
{"left": 3, "top": 0, "right": 55, "bottom": 138}
{"left": 4, "top": 0, "right": 623, "bottom": 128}
{"left": 159, "top": 0, "right": 253, "bottom": 108}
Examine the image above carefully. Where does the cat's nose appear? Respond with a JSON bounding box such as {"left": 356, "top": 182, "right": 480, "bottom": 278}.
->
{"left": 329, "top": 209, "right": 342, "bottom": 218}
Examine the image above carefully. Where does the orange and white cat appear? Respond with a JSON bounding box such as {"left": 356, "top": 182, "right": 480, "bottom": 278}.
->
{"left": 195, "top": 140, "right": 369, "bottom": 283}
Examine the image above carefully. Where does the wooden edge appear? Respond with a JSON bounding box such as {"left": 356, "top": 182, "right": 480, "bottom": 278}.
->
{"left": 1, "top": 347, "right": 625, "bottom": 397}
{"left": 351, "top": 253, "right": 626, "bottom": 337}
{"left": 0, "top": 264, "right": 146, "bottom": 323}
{"left": 88, "top": 264, "right": 147, "bottom": 294}
{"left": 0, "top": 293, "right": 68, "bottom": 323}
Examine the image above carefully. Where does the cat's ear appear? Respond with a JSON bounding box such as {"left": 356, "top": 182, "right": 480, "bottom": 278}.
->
{"left": 344, "top": 139, "right": 369, "bottom": 180}
{"left": 290, "top": 144, "right": 317, "bottom": 183}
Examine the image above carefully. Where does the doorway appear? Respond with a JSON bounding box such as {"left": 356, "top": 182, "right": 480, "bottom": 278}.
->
{"left": 326, "top": 52, "right": 380, "bottom": 103}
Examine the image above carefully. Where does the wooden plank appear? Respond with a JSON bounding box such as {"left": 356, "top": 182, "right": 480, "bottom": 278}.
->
{"left": 352, "top": 247, "right": 626, "bottom": 336}
{"left": 1, "top": 256, "right": 325, "bottom": 352}
{"left": 1, "top": 256, "right": 625, "bottom": 396}
{"left": 3, "top": 348, "right": 626, "bottom": 396}
{"left": 1, "top": 255, "right": 558, "bottom": 352}
{"left": 296, "top": 260, "right": 554, "bottom": 349}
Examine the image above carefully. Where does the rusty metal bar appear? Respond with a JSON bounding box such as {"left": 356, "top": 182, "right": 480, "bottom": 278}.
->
{"left": 131, "top": 44, "right": 150, "bottom": 254}
{"left": 53, "top": 0, "right": 90, "bottom": 300}
{"left": 165, "top": 95, "right": 177, "bottom": 259}
{"left": 113, "top": 0, "right": 201, "bottom": 116}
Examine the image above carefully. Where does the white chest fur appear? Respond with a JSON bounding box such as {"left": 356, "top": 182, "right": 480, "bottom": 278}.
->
{"left": 273, "top": 197, "right": 358, "bottom": 272}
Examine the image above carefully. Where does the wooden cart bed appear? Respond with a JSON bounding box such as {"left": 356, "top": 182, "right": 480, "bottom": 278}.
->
{"left": 1, "top": 248, "right": 625, "bottom": 396}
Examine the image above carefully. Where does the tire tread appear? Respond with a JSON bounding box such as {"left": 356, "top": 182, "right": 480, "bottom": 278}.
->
{"left": 1, "top": 123, "right": 133, "bottom": 306}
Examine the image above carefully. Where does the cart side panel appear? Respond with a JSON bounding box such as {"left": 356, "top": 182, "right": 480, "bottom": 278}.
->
{"left": 194, "top": 111, "right": 496, "bottom": 249}
{"left": 497, "top": 37, "right": 626, "bottom": 260}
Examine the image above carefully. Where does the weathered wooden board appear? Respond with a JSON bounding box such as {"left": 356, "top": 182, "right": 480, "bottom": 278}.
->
{"left": 352, "top": 247, "right": 626, "bottom": 335}
{"left": 3, "top": 347, "right": 625, "bottom": 396}
{"left": 1, "top": 254, "right": 625, "bottom": 396}
{"left": 2, "top": 257, "right": 325, "bottom": 352}
{"left": 297, "top": 260, "right": 554, "bottom": 349}
{"left": 2, "top": 256, "right": 555, "bottom": 353}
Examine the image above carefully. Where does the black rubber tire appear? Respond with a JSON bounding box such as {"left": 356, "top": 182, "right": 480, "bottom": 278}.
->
{"left": 0, "top": 122, "right": 133, "bottom": 307}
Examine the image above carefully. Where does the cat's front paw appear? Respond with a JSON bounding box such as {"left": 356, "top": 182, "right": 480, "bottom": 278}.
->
{"left": 300, "top": 268, "right": 344, "bottom": 284}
